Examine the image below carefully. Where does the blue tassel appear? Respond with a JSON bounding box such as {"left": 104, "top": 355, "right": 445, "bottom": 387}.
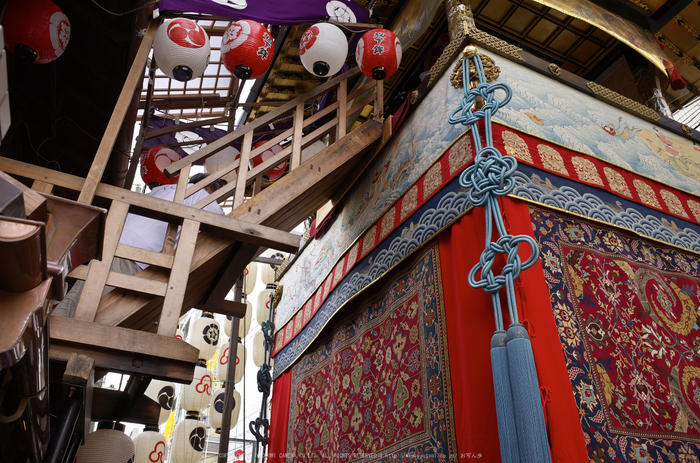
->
{"left": 506, "top": 323, "right": 551, "bottom": 463}
{"left": 491, "top": 330, "right": 520, "bottom": 463}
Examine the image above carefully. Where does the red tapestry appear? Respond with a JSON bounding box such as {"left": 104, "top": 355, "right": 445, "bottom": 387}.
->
{"left": 286, "top": 243, "right": 456, "bottom": 461}
{"left": 532, "top": 207, "right": 700, "bottom": 461}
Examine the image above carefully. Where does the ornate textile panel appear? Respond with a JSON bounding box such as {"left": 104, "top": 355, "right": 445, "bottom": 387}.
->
{"left": 531, "top": 207, "right": 700, "bottom": 461}
{"left": 286, "top": 244, "right": 456, "bottom": 461}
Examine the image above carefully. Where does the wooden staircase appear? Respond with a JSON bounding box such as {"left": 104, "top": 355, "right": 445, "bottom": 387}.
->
{"left": 0, "top": 66, "right": 388, "bottom": 387}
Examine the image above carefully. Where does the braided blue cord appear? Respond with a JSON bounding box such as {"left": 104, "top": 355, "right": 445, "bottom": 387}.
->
{"left": 448, "top": 54, "right": 539, "bottom": 329}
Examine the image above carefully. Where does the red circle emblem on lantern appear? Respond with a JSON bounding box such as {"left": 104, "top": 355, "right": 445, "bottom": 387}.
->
{"left": 166, "top": 18, "right": 206, "bottom": 49}
{"left": 299, "top": 26, "right": 319, "bottom": 57}
{"left": 141, "top": 147, "right": 181, "bottom": 187}
{"left": 1, "top": 0, "right": 71, "bottom": 64}
{"left": 252, "top": 141, "right": 286, "bottom": 181}
{"left": 355, "top": 28, "right": 402, "bottom": 80}
{"left": 222, "top": 20, "right": 274, "bottom": 80}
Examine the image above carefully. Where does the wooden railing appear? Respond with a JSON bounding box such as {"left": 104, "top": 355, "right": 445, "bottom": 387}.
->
{"left": 163, "top": 66, "right": 384, "bottom": 213}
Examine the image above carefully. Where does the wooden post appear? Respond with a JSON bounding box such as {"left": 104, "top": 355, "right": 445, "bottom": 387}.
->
{"left": 124, "top": 56, "right": 158, "bottom": 190}
{"left": 374, "top": 79, "right": 384, "bottom": 122}
{"left": 157, "top": 218, "right": 200, "bottom": 336}
{"left": 337, "top": 78, "right": 347, "bottom": 140}
{"left": 291, "top": 102, "right": 304, "bottom": 171}
{"left": 218, "top": 277, "right": 242, "bottom": 463}
{"left": 233, "top": 131, "right": 253, "bottom": 209}
{"left": 162, "top": 164, "right": 191, "bottom": 256}
{"left": 78, "top": 21, "right": 157, "bottom": 205}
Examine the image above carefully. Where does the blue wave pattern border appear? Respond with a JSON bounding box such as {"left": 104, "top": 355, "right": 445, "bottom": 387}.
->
{"left": 512, "top": 170, "right": 700, "bottom": 252}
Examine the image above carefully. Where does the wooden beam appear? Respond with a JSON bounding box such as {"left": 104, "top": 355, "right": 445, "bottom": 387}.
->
{"left": 49, "top": 315, "right": 199, "bottom": 383}
{"left": 192, "top": 300, "right": 247, "bottom": 319}
{"left": 0, "top": 170, "right": 47, "bottom": 221}
{"left": 91, "top": 388, "right": 160, "bottom": 425}
{"left": 0, "top": 158, "right": 300, "bottom": 253}
{"left": 78, "top": 20, "right": 157, "bottom": 205}
{"left": 650, "top": 0, "right": 694, "bottom": 32}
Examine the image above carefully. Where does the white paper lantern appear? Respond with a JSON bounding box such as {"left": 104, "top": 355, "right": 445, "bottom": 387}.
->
{"left": 188, "top": 313, "right": 220, "bottom": 361}
{"left": 252, "top": 330, "right": 265, "bottom": 368}
{"left": 223, "top": 300, "right": 253, "bottom": 339}
{"left": 243, "top": 262, "right": 258, "bottom": 295}
{"left": 204, "top": 146, "right": 240, "bottom": 174}
{"left": 134, "top": 428, "right": 166, "bottom": 463}
{"left": 260, "top": 252, "right": 285, "bottom": 285}
{"left": 181, "top": 363, "right": 214, "bottom": 413}
{"left": 171, "top": 415, "right": 207, "bottom": 463}
{"left": 256, "top": 286, "right": 275, "bottom": 325}
{"left": 175, "top": 329, "right": 185, "bottom": 341}
{"left": 299, "top": 23, "right": 347, "bottom": 77}
{"left": 216, "top": 342, "right": 246, "bottom": 384}
{"left": 208, "top": 388, "right": 242, "bottom": 431}
{"left": 154, "top": 18, "right": 211, "bottom": 82}
{"left": 76, "top": 424, "right": 134, "bottom": 463}
{"left": 144, "top": 380, "right": 176, "bottom": 425}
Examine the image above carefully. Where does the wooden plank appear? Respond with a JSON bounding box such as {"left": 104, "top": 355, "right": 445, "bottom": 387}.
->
{"left": 157, "top": 219, "right": 199, "bottom": 336}
{"left": 144, "top": 116, "right": 229, "bottom": 140}
{"left": 115, "top": 243, "right": 174, "bottom": 269}
{"left": 77, "top": 20, "right": 157, "bottom": 205}
{"left": 67, "top": 264, "right": 167, "bottom": 296}
{"left": 49, "top": 314, "right": 199, "bottom": 383}
{"left": 62, "top": 354, "right": 94, "bottom": 387}
{"left": 374, "top": 79, "right": 384, "bottom": 121}
{"left": 73, "top": 200, "right": 130, "bottom": 322}
{"left": 91, "top": 388, "right": 160, "bottom": 425}
{"left": 192, "top": 300, "right": 247, "bottom": 318}
{"left": 338, "top": 78, "right": 347, "bottom": 139}
{"left": 233, "top": 131, "right": 253, "bottom": 209}
{"left": 31, "top": 179, "right": 54, "bottom": 194}
{"left": 290, "top": 103, "right": 304, "bottom": 171}
{"left": 163, "top": 67, "right": 362, "bottom": 178}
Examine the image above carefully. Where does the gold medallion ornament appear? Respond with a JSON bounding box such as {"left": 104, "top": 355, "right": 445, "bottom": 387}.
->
{"left": 548, "top": 63, "right": 561, "bottom": 77}
{"left": 450, "top": 49, "right": 501, "bottom": 88}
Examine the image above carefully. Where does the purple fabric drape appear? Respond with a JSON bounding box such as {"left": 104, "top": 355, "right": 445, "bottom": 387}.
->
{"left": 156, "top": 0, "right": 370, "bottom": 26}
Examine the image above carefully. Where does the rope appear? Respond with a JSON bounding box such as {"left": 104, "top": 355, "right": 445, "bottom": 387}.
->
{"left": 448, "top": 52, "right": 550, "bottom": 463}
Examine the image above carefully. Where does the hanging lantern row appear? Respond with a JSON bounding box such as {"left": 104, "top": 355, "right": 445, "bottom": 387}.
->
{"left": 1, "top": 0, "right": 70, "bottom": 64}
{"left": 300, "top": 24, "right": 402, "bottom": 80}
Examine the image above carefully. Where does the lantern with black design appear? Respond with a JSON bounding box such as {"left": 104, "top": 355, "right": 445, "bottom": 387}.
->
{"left": 299, "top": 22, "right": 348, "bottom": 77}
{"left": 153, "top": 18, "right": 211, "bottom": 82}
{"left": 134, "top": 426, "right": 167, "bottom": 463}
{"left": 1, "top": 0, "right": 70, "bottom": 64}
{"left": 356, "top": 28, "right": 402, "bottom": 80}
{"left": 144, "top": 379, "right": 177, "bottom": 425}
{"left": 221, "top": 19, "right": 274, "bottom": 80}
{"left": 171, "top": 357, "right": 212, "bottom": 463}
{"left": 208, "top": 387, "right": 242, "bottom": 433}
{"left": 215, "top": 340, "right": 246, "bottom": 384}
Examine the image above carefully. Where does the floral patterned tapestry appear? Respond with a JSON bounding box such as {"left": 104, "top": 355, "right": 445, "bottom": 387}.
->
{"left": 531, "top": 207, "right": 700, "bottom": 462}
{"left": 286, "top": 243, "right": 456, "bottom": 461}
